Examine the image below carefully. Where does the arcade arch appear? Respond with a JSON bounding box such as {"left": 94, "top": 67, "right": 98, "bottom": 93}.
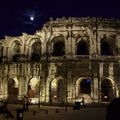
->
{"left": 50, "top": 77, "right": 65, "bottom": 104}
{"left": 30, "top": 41, "right": 41, "bottom": 62}
{"left": 100, "top": 38, "right": 113, "bottom": 56}
{"left": 7, "top": 78, "right": 19, "bottom": 101}
{"left": 101, "top": 78, "right": 115, "bottom": 102}
{"left": 28, "top": 77, "right": 41, "bottom": 99}
{"left": 51, "top": 36, "right": 65, "bottom": 56}
{"left": 77, "top": 40, "right": 89, "bottom": 55}
{"left": 76, "top": 77, "right": 92, "bottom": 103}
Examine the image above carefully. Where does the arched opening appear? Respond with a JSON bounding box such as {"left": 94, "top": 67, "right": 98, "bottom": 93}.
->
{"left": 76, "top": 78, "right": 92, "bottom": 103}
{"left": 28, "top": 77, "right": 40, "bottom": 104}
{"left": 12, "top": 41, "right": 21, "bottom": 62}
{"left": 101, "top": 79, "right": 114, "bottom": 102}
{"left": 50, "top": 78, "right": 65, "bottom": 105}
{"left": 77, "top": 40, "right": 89, "bottom": 55}
{"left": 52, "top": 40, "right": 65, "bottom": 56}
{"left": 101, "top": 40, "right": 113, "bottom": 55}
{"left": 31, "top": 42, "right": 41, "bottom": 62}
{"left": 7, "top": 78, "right": 18, "bottom": 102}
{"left": 13, "top": 54, "right": 20, "bottom": 62}
{"left": 80, "top": 79, "right": 91, "bottom": 94}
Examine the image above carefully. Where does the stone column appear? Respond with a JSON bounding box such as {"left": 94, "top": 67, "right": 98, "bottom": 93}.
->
{"left": 2, "top": 78, "right": 8, "bottom": 99}
{"left": 93, "top": 76, "right": 99, "bottom": 103}
{"left": 108, "top": 63, "right": 116, "bottom": 97}
{"left": 99, "top": 62, "right": 103, "bottom": 101}
{"left": 17, "top": 76, "right": 26, "bottom": 100}
{"left": 67, "top": 70, "right": 72, "bottom": 102}
{"left": 116, "top": 33, "right": 120, "bottom": 54}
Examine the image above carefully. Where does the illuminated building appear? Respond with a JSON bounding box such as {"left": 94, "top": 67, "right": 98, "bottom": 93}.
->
{"left": 0, "top": 17, "right": 120, "bottom": 105}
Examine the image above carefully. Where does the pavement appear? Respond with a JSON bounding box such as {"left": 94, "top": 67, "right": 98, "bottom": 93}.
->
{"left": 0, "top": 103, "right": 107, "bottom": 120}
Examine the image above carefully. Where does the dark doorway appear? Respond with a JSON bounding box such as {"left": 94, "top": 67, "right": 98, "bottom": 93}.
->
{"left": 80, "top": 79, "right": 91, "bottom": 94}
{"left": 31, "top": 53, "right": 40, "bottom": 62}
{"left": 52, "top": 41, "right": 65, "bottom": 56}
{"left": 101, "top": 79, "right": 114, "bottom": 102}
{"left": 101, "top": 41, "right": 113, "bottom": 55}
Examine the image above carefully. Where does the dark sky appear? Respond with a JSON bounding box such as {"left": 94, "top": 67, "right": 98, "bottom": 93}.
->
{"left": 0, "top": 0, "right": 120, "bottom": 39}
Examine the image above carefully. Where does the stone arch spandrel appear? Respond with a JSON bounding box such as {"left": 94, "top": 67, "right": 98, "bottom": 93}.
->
{"left": 49, "top": 34, "right": 65, "bottom": 43}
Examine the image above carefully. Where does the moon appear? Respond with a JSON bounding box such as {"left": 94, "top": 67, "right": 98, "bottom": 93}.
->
{"left": 30, "top": 16, "right": 34, "bottom": 21}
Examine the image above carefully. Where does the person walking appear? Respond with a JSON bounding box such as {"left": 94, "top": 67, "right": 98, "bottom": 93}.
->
{"left": 23, "top": 95, "right": 29, "bottom": 111}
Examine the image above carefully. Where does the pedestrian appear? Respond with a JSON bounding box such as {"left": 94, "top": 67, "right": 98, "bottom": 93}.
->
{"left": 81, "top": 97, "right": 85, "bottom": 107}
{"left": 23, "top": 95, "right": 29, "bottom": 111}
{"left": 106, "top": 97, "right": 120, "bottom": 120}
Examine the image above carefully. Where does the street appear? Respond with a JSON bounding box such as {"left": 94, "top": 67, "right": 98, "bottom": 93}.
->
{"left": 0, "top": 104, "right": 107, "bottom": 120}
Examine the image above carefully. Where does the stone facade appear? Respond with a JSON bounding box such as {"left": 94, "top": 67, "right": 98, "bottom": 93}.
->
{"left": 0, "top": 17, "right": 120, "bottom": 104}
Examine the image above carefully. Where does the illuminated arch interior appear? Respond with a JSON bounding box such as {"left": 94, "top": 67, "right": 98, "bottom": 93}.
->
{"left": 7, "top": 78, "right": 19, "bottom": 101}
{"left": 50, "top": 77, "right": 65, "bottom": 103}
{"left": 76, "top": 77, "right": 92, "bottom": 103}
{"left": 28, "top": 77, "right": 40, "bottom": 98}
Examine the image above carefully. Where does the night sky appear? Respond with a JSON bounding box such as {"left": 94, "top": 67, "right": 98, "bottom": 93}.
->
{"left": 0, "top": 0, "right": 120, "bottom": 39}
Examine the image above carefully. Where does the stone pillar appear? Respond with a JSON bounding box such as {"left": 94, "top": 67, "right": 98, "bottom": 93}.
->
{"left": 71, "top": 37, "right": 76, "bottom": 57}
{"left": 45, "top": 81, "right": 50, "bottom": 103}
{"left": 97, "top": 36, "right": 101, "bottom": 55}
{"left": 17, "top": 77, "right": 26, "bottom": 100}
{"left": 108, "top": 63, "right": 116, "bottom": 97}
{"left": 42, "top": 71, "right": 48, "bottom": 103}
{"left": 93, "top": 76, "right": 99, "bottom": 103}
{"left": 116, "top": 33, "right": 120, "bottom": 54}
{"left": 109, "top": 63, "right": 114, "bottom": 78}
{"left": 2, "top": 78, "right": 8, "bottom": 99}
{"left": 67, "top": 70, "right": 72, "bottom": 102}
{"left": 99, "top": 62, "right": 103, "bottom": 101}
